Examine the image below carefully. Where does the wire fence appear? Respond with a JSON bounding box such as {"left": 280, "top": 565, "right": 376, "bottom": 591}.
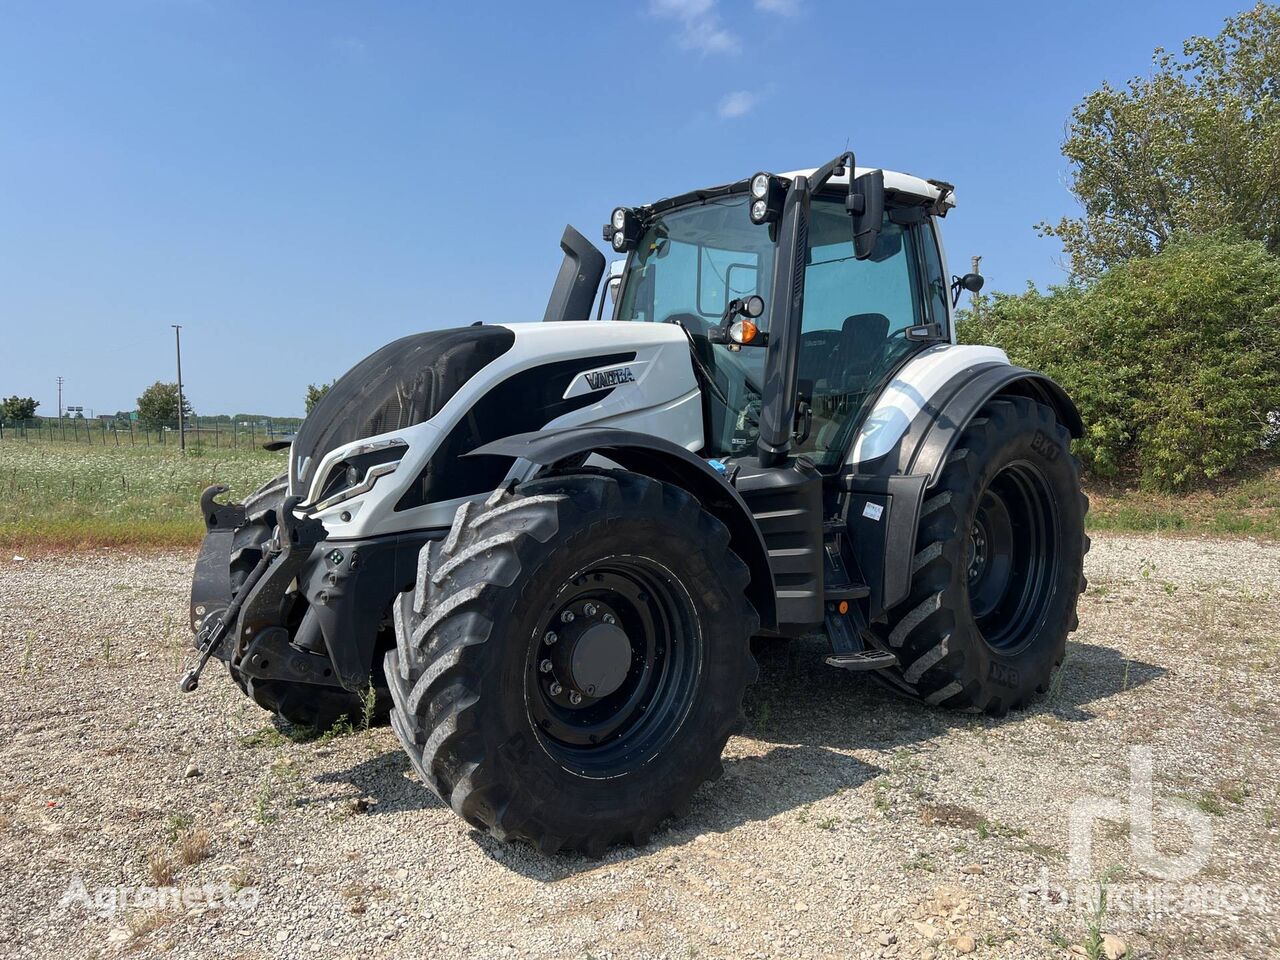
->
{"left": 0, "top": 417, "right": 303, "bottom": 449}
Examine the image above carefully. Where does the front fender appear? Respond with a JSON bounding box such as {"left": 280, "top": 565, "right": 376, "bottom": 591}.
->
{"left": 468, "top": 427, "right": 778, "bottom": 631}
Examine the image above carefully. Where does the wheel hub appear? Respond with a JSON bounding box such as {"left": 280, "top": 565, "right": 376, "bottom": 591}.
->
{"left": 541, "top": 599, "right": 634, "bottom": 706}
{"left": 568, "top": 622, "right": 631, "bottom": 698}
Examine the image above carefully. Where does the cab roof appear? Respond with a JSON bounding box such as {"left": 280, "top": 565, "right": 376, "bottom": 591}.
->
{"left": 639, "top": 166, "right": 955, "bottom": 218}
{"left": 783, "top": 166, "right": 956, "bottom": 210}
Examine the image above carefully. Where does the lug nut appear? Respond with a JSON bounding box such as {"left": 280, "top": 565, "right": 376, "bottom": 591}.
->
{"left": 568, "top": 691, "right": 583, "bottom": 705}
{"left": 560, "top": 609, "right": 575, "bottom": 624}
{"left": 549, "top": 681, "right": 563, "bottom": 696}
{"left": 544, "top": 630, "right": 558, "bottom": 645}
{"left": 583, "top": 602, "right": 598, "bottom": 618}
{"left": 602, "top": 613, "right": 616, "bottom": 625}
{"left": 539, "top": 659, "right": 553, "bottom": 674}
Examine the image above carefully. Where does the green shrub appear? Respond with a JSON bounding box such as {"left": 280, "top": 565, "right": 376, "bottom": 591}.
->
{"left": 959, "top": 232, "right": 1280, "bottom": 490}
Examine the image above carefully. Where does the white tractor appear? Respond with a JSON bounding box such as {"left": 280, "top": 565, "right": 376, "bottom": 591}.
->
{"left": 186, "top": 153, "right": 1087, "bottom": 854}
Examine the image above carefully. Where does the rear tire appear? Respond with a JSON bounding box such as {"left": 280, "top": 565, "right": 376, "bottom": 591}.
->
{"left": 871, "top": 397, "right": 1088, "bottom": 714}
{"left": 386, "top": 472, "right": 759, "bottom": 855}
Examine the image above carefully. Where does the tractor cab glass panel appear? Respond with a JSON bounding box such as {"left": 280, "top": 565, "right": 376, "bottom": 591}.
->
{"left": 794, "top": 200, "right": 926, "bottom": 467}
{"left": 615, "top": 196, "right": 777, "bottom": 458}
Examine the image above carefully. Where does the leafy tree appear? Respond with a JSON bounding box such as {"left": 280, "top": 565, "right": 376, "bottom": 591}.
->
{"left": 305, "top": 382, "right": 333, "bottom": 414}
{"left": 1038, "top": 4, "right": 1280, "bottom": 278}
{"left": 136, "top": 382, "right": 194, "bottom": 429}
{"left": 1, "top": 396, "right": 39, "bottom": 421}
{"left": 959, "top": 232, "right": 1280, "bottom": 490}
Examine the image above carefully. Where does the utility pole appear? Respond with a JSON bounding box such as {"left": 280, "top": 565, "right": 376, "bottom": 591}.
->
{"left": 56, "top": 376, "right": 64, "bottom": 439}
{"left": 172, "top": 325, "right": 185, "bottom": 452}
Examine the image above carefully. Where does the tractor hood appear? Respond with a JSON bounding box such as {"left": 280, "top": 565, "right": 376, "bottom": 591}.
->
{"left": 290, "top": 326, "right": 515, "bottom": 493}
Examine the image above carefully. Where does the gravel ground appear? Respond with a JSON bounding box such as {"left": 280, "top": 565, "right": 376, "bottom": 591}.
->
{"left": 1, "top": 534, "right": 1277, "bottom": 960}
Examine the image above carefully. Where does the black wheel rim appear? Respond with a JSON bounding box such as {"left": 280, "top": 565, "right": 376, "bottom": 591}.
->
{"left": 526, "top": 555, "right": 702, "bottom": 777}
{"left": 966, "top": 460, "right": 1060, "bottom": 652}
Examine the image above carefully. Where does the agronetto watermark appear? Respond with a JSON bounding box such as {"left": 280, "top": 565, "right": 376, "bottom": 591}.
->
{"left": 56, "top": 875, "right": 260, "bottom": 919}
{"left": 1018, "top": 747, "right": 1272, "bottom": 924}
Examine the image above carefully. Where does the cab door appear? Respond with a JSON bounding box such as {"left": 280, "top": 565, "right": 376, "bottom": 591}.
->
{"left": 792, "top": 199, "right": 947, "bottom": 469}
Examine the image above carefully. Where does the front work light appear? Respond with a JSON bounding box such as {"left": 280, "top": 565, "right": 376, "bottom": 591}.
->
{"left": 604, "top": 206, "right": 642, "bottom": 252}
{"left": 748, "top": 173, "right": 785, "bottom": 224}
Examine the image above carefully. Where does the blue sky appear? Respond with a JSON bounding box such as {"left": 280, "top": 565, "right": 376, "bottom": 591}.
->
{"left": 0, "top": 0, "right": 1250, "bottom": 417}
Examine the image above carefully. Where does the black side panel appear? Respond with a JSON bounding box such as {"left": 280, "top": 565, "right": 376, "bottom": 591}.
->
{"left": 842, "top": 472, "right": 929, "bottom": 615}
{"left": 299, "top": 530, "right": 445, "bottom": 690}
{"left": 394, "top": 353, "right": 635, "bottom": 510}
{"left": 468, "top": 427, "right": 778, "bottom": 631}
{"left": 292, "top": 327, "right": 515, "bottom": 489}
{"left": 732, "top": 458, "right": 825, "bottom": 632}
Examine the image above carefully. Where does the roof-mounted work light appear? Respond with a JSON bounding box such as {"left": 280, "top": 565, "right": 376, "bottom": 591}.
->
{"left": 748, "top": 173, "right": 785, "bottom": 225}
{"left": 604, "top": 207, "right": 642, "bottom": 253}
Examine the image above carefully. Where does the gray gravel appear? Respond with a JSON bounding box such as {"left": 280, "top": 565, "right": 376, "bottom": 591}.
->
{"left": 1, "top": 534, "right": 1278, "bottom": 959}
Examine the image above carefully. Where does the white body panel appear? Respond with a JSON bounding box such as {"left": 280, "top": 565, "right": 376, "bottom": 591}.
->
{"left": 301, "top": 322, "right": 701, "bottom": 539}
{"left": 848, "top": 344, "right": 1008, "bottom": 466}
{"left": 782, "top": 166, "right": 955, "bottom": 211}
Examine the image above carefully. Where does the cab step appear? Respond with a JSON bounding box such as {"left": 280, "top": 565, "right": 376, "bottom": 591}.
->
{"left": 825, "top": 650, "right": 899, "bottom": 671}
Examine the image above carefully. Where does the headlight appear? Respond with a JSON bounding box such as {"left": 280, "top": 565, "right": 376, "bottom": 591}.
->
{"left": 748, "top": 173, "right": 784, "bottom": 224}
{"left": 310, "top": 438, "right": 407, "bottom": 512}
{"left": 604, "top": 206, "right": 641, "bottom": 252}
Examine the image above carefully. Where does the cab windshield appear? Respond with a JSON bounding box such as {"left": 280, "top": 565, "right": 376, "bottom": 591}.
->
{"left": 615, "top": 195, "right": 773, "bottom": 457}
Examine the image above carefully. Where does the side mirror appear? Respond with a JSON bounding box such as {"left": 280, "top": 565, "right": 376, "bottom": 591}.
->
{"left": 849, "top": 170, "right": 885, "bottom": 261}
{"left": 951, "top": 272, "right": 984, "bottom": 307}
{"left": 607, "top": 260, "right": 625, "bottom": 304}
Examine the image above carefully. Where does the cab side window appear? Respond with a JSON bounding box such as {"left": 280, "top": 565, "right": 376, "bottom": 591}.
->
{"left": 917, "top": 221, "right": 950, "bottom": 334}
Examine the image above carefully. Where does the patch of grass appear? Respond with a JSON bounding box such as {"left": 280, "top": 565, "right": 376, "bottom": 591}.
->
{"left": 126, "top": 908, "right": 173, "bottom": 939}
{"left": 1082, "top": 866, "right": 1123, "bottom": 960}
{"left": 360, "top": 684, "right": 379, "bottom": 730}
{"left": 1084, "top": 458, "right": 1280, "bottom": 540}
{"left": 177, "top": 828, "right": 211, "bottom": 866}
{"left": 903, "top": 852, "right": 936, "bottom": 873}
{"left": 315, "top": 715, "right": 355, "bottom": 744}
{"left": 148, "top": 851, "right": 177, "bottom": 886}
{"left": 1194, "top": 792, "right": 1226, "bottom": 817}
{"left": 238, "top": 726, "right": 289, "bottom": 749}
{"left": 164, "top": 813, "right": 193, "bottom": 843}
{"left": 0, "top": 439, "right": 282, "bottom": 549}
{"left": 872, "top": 778, "right": 890, "bottom": 814}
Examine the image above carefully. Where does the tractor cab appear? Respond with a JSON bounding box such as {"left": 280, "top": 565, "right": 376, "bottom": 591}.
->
{"left": 605, "top": 159, "right": 960, "bottom": 474}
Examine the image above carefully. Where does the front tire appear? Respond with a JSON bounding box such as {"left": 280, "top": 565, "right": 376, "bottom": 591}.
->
{"left": 871, "top": 397, "right": 1088, "bottom": 714}
{"left": 385, "top": 472, "right": 759, "bottom": 855}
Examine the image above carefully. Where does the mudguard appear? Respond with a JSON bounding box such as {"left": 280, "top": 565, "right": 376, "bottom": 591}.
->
{"left": 846, "top": 365, "right": 1082, "bottom": 617}
{"left": 467, "top": 427, "right": 778, "bottom": 631}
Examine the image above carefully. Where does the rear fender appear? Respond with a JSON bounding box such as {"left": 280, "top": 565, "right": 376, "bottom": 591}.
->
{"left": 468, "top": 427, "right": 778, "bottom": 631}
{"left": 845, "top": 363, "right": 1081, "bottom": 616}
